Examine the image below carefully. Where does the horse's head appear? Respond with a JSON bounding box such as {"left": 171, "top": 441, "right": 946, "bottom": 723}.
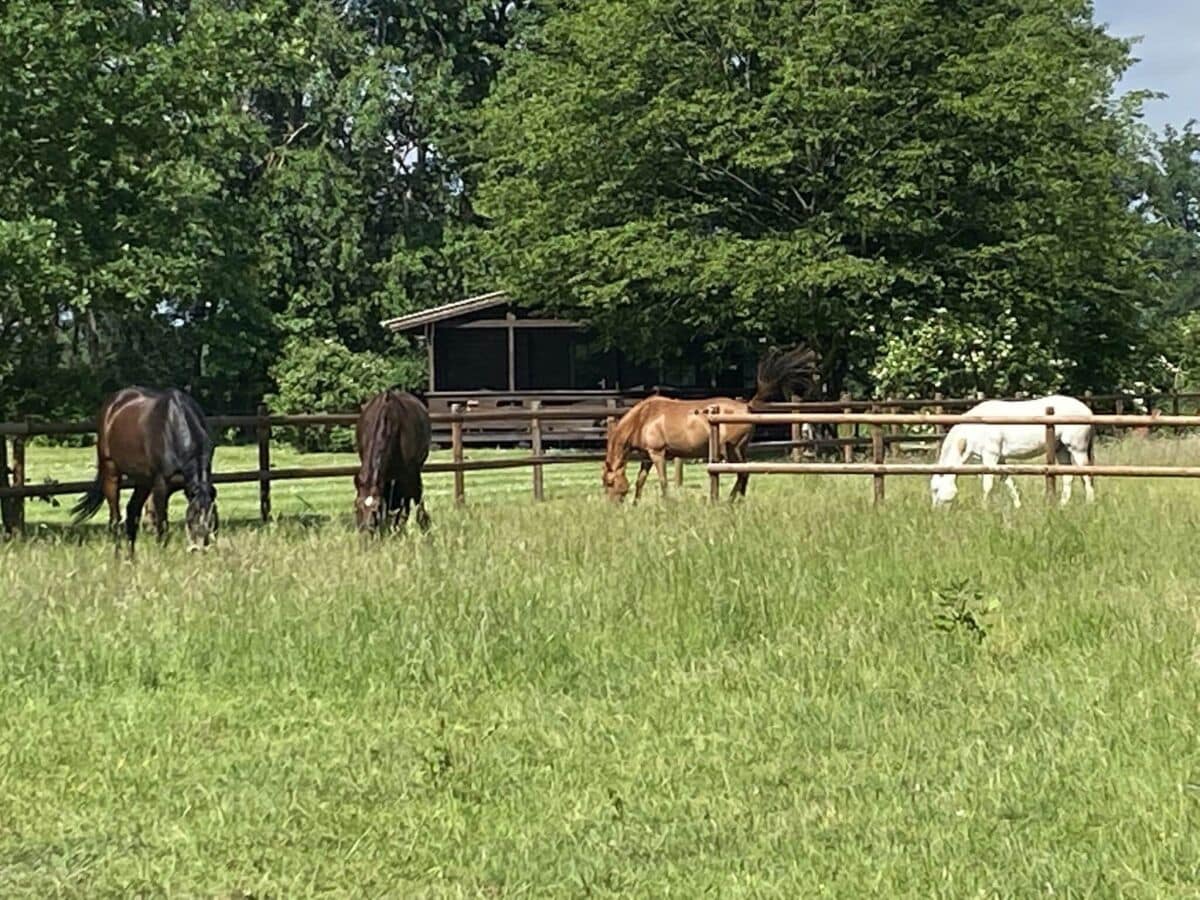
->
{"left": 185, "top": 484, "right": 218, "bottom": 550}
{"left": 929, "top": 473, "right": 958, "bottom": 507}
{"left": 354, "top": 474, "right": 385, "bottom": 532}
{"left": 601, "top": 461, "right": 630, "bottom": 502}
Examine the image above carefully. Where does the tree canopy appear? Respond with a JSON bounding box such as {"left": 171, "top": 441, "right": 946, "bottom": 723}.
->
{"left": 0, "top": 0, "right": 1196, "bottom": 422}
{"left": 476, "top": 0, "right": 1159, "bottom": 395}
{"left": 0, "top": 0, "right": 521, "bottom": 421}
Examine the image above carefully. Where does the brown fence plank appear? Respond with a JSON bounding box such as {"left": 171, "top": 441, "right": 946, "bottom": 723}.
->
{"left": 706, "top": 462, "right": 1200, "bottom": 478}
{"left": 12, "top": 426, "right": 25, "bottom": 531}
{"left": 451, "top": 403, "right": 465, "bottom": 505}
{"left": 530, "top": 400, "right": 544, "bottom": 502}
{"left": 0, "top": 435, "right": 12, "bottom": 533}
{"left": 257, "top": 404, "right": 271, "bottom": 522}
{"left": 1044, "top": 405, "right": 1056, "bottom": 504}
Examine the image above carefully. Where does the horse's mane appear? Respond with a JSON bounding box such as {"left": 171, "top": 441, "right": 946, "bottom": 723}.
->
{"left": 605, "top": 400, "right": 648, "bottom": 468}
{"left": 360, "top": 391, "right": 399, "bottom": 487}
{"left": 749, "top": 345, "right": 820, "bottom": 408}
{"left": 162, "top": 389, "right": 214, "bottom": 490}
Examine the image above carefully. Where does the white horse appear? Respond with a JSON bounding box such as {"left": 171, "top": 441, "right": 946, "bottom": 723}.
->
{"left": 930, "top": 395, "right": 1096, "bottom": 507}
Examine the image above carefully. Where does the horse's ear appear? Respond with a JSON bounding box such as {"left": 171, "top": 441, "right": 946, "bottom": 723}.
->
{"left": 956, "top": 436, "right": 968, "bottom": 456}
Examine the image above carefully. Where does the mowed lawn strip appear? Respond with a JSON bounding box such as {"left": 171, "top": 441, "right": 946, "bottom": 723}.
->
{"left": 1, "top": 437, "right": 1198, "bottom": 895}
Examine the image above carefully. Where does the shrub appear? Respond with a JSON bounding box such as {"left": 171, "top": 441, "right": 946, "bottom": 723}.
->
{"left": 267, "top": 338, "right": 425, "bottom": 451}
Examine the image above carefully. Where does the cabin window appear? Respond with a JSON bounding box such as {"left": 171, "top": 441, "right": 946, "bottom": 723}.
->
{"left": 434, "top": 327, "right": 507, "bottom": 391}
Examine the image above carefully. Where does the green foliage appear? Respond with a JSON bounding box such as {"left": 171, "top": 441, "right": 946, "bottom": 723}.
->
{"left": 932, "top": 580, "right": 997, "bottom": 645}
{"left": 476, "top": 0, "right": 1158, "bottom": 395}
{"left": 1135, "top": 123, "right": 1200, "bottom": 386}
{"left": 267, "top": 337, "right": 426, "bottom": 451}
{"left": 0, "top": 0, "right": 1191, "bottom": 418}
{"left": 0, "top": 0, "right": 521, "bottom": 420}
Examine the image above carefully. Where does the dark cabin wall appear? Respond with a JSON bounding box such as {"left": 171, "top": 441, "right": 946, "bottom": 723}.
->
{"left": 434, "top": 328, "right": 508, "bottom": 391}
{"left": 515, "top": 328, "right": 574, "bottom": 390}
{"left": 429, "top": 308, "right": 756, "bottom": 392}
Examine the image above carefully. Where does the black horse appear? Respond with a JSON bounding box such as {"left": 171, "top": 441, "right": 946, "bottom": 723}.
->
{"left": 73, "top": 387, "right": 218, "bottom": 553}
{"left": 354, "top": 389, "right": 431, "bottom": 533}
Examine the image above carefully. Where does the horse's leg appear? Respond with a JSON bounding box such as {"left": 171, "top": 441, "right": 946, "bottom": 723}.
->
{"left": 102, "top": 462, "right": 121, "bottom": 534}
{"left": 633, "top": 459, "right": 653, "bottom": 502}
{"left": 386, "top": 480, "right": 407, "bottom": 532}
{"left": 124, "top": 485, "right": 151, "bottom": 557}
{"left": 984, "top": 451, "right": 1021, "bottom": 509}
{"left": 1002, "top": 474, "right": 1021, "bottom": 507}
{"left": 1056, "top": 445, "right": 1074, "bottom": 506}
{"left": 728, "top": 442, "right": 750, "bottom": 500}
{"left": 979, "top": 450, "right": 999, "bottom": 506}
{"left": 151, "top": 478, "right": 170, "bottom": 545}
{"left": 649, "top": 450, "right": 668, "bottom": 497}
{"left": 413, "top": 476, "right": 431, "bottom": 532}
{"left": 1068, "top": 444, "right": 1095, "bottom": 503}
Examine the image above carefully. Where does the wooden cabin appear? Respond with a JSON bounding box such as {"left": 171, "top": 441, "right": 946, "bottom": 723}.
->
{"left": 380, "top": 290, "right": 755, "bottom": 396}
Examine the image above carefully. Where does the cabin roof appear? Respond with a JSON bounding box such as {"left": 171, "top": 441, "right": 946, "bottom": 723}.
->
{"left": 380, "top": 290, "right": 510, "bottom": 332}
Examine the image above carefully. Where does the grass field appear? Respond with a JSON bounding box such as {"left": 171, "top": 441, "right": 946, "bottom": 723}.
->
{"left": 2, "top": 438, "right": 1200, "bottom": 896}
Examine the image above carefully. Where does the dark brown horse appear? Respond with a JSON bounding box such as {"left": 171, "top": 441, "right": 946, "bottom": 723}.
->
{"left": 603, "top": 345, "right": 819, "bottom": 501}
{"left": 73, "top": 387, "right": 218, "bottom": 553}
{"left": 355, "top": 389, "right": 432, "bottom": 532}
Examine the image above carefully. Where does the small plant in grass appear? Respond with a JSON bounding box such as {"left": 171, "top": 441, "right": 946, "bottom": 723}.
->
{"left": 932, "top": 579, "right": 997, "bottom": 643}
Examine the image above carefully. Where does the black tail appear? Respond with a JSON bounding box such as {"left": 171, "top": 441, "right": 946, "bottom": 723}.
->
{"left": 749, "top": 344, "right": 820, "bottom": 409}
{"left": 72, "top": 476, "right": 105, "bottom": 523}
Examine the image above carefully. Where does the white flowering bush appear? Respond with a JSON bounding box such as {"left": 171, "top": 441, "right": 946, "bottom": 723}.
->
{"left": 870, "top": 312, "right": 1071, "bottom": 397}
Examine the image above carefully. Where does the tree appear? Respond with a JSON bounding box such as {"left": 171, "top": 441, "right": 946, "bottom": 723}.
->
{"left": 0, "top": 2, "right": 271, "bottom": 418}
{"left": 0, "top": 1, "right": 526, "bottom": 422}
{"left": 1131, "top": 122, "right": 1200, "bottom": 387}
{"left": 475, "top": 0, "right": 1156, "bottom": 396}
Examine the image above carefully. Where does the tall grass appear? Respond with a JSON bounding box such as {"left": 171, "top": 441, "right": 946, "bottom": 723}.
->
{"left": 1, "top": 439, "right": 1199, "bottom": 895}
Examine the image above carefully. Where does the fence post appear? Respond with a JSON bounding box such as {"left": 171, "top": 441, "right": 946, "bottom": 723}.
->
{"left": 1044, "top": 405, "right": 1056, "bottom": 505}
{"left": 0, "top": 434, "right": 11, "bottom": 535}
{"left": 933, "top": 392, "right": 945, "bottom": 437}
{"left": 708, "top": 409, "right": 720, "bottom": 503}
{"left": 257, "top": 403, "right": 271, "bottom": 523}
{"left": 12, "top": 420, "right": 27, "bottom": 532}
{"left": 790, "top": 391, "right": 803, "bottom": 462}
{"left": 1114, "top": 395, "right": 1125, "bottom": 417}
{"left": 605, "top": 398, "right": 618, "bottom": 443}
{"left": 887, "top": 403, "right": 899, "bottom": 458}
{"left": 841, "top": 392, "right": 854, "bottom": 464}
{"left": 451, "top": 402, "right": 465, "bottom": 506}
{"left": 530, "top": 400, "right": 544, "bottom": 502}
{"left": 871, "top": 412, "right": 885, "bottom": 506}
{"left": 1172, "top": 392, "right": 1181, "bottom": 417}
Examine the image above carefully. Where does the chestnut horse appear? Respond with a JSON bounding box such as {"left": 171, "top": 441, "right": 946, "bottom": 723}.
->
{"left": 602, "top": 346, "right": 820, "bottom": 501}
{"left": 354, "top": 388, "right": 431, "bottom": 532}
{"left": 73, "top": 387, "right": 218, "bottom": 553}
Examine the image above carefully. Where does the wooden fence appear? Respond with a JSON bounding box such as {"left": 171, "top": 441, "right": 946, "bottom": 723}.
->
{"left": 3, "top": 389, "right": 1200, "bottom": 533}
{"left": 0, "top": 403, "right": 633, "bottom": 533}
{"left": 703, "top": 407, "right": 1200, "bottom": 504}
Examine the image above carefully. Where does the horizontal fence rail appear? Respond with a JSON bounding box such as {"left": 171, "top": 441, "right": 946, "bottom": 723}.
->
{"left": 706, "top": 412, "right": 1200, "bottom": 427}
{"left": 703, "top": 406, "right": 1200, "bottom": 506}
{"left": 706, "top": 462, "right": 1200, "bottom": 478}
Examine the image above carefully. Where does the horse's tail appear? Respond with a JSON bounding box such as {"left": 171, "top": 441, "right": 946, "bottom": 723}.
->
{"left": 1087, "top": 425, "right": 1096, "bottom": 468}
{"left": 748, "top": 344, "right": 820, "bottom": 410}
{"left": 71, "top": 474, "right": 105, "bottom": 523}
